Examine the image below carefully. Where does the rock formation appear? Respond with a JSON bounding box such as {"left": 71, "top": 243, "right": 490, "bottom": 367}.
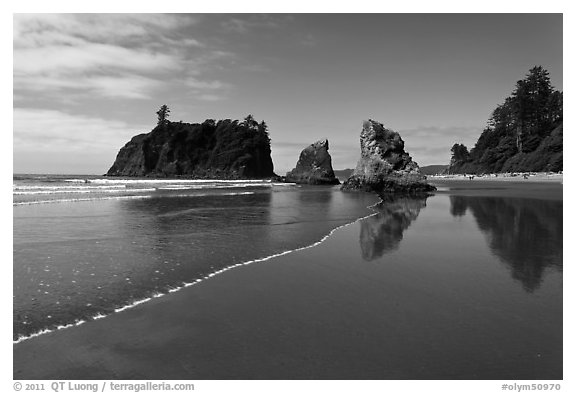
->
{"left": 341, "top": 119, "right": 436, "bottom": 193}
{"left": 107, "top": 118, "right": 276, "bottom": 179}
{"left": 285, "top": 139, "right": 340, "bottom": 185}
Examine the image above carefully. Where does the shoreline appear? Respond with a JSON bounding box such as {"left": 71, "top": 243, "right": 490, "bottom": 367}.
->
{"left": 13, "top": 183, "right": 562, "bottom": 379}
{"left": 13, "top": 206, "right": 386, "bottom": 379}
{"left": 428, "top": 177, "right": 562, "bottom": 201}
{"left": 13, "top": 198, "right": 381, "bottom": 345}
{"left": 429, "top": 172, "right": 562, "bottom": 183}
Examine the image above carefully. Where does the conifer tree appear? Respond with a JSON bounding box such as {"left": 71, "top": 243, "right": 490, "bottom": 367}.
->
{"left": 156, "top": 105, "right": 171, "bottom": 127}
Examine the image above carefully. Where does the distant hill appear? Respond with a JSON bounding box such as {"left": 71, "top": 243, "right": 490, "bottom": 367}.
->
{"left": 333, "top": 168, "right": 354, "bottom": 180}
{"left": 419, "top": 165, "right": 448, "bottom": 175}
{"left": 449, "top": 66, "right": 562, "bottom": 174}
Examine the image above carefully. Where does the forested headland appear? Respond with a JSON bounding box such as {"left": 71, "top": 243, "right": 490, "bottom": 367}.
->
{"left": 449, "top": 66, "right": 562, "bottom": 174}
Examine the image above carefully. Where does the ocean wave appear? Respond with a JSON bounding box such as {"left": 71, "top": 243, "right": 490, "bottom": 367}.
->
{"left": 156, "top": 184, "right": 272, "bottom": 190}
{"left": 162, "top": 191, "right": 256, "bottom": 198}
{"left": 13, "top": 191, "right": 257, "bottom": 206}
{"left": 13, "top": 185, "right": 126, "bottom": 191}
{"left": 14, "top": 188, "right": 155, "bottom": 195}
{"left": 13, "top": 195, "right": 154, "bottom": 206}
{"left": 65, "top": 178, "right": 273, "bottom": 185}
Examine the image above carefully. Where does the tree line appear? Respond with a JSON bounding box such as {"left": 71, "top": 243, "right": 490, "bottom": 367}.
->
{"left": 449, "top": 66, "right": 563, "bottom": 174}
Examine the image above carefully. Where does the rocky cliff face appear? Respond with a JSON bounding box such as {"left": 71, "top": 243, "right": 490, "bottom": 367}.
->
{"left": 107, "top": 118, "right": 275, "bottom": 178}
{"left": 285, "top": 139, "right": 340, "bottom": 185}
{"left": 341, "top": 119, "right": 435, "bottom": 193}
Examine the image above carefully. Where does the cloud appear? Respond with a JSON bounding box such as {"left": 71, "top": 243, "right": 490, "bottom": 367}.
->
{"left": 14, "top": 14, "right": 199, "bottom": 48}
{"left": 195, "top": 94, "right": 227, "bottom": 102}
{"left": 220, "top": 15, "right": 293, "bottom": 33}
{"left": 14, "top": 42, "right": 180, "bottom": 75}
{"left": 222, "top": 18, "right": 252, "bottom": 33}
{"left": 15, "top": 74, "right": 164, "bottom": 99}
{"left": 159, "top": 37, "right": 204, "bottom": 49}
{"left": 13, "top": 108, "right": 147, "bottom": 153}
{"left": 13, "top": 14, "right": 225, "bottom": 102}
{"left": 184, "top": 77, "right": 229, "bottom": 90}
{"left": 181, "top": 76, "right": 232, "bottom": 102}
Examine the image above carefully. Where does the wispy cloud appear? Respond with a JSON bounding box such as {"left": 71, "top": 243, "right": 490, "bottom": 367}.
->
{"left": 13, "top": 108, "right": 147, "bottom": 152}
{"left": 220, "top": 14, "right": 293, "bottom": 33}
{"left": 184, "top": 77, "right": 229, "bottom": 90}
{"left": 14, "top": 43, "right": 180, "bottom": 75}
{"left": 14, "top": 14, "right": 199, "bottom": 48}
{"left": 196, "top": 94, "right": 226, "bottom": 102}
{"left": 13, "top": 106, "right": 148, "bottom": 173}
{"left": 13, "top": 14, "right": 228, "bottom": 102}
{"left": 182, "top": 75, "right": 232, "bottom": 102}
{"left": 15, "top": 73, "right": 164, "bottom": 100}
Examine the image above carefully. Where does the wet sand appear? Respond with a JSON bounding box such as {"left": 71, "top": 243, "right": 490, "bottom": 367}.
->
{"left": 13, "top": 183, "right": 563, "bottom": 380}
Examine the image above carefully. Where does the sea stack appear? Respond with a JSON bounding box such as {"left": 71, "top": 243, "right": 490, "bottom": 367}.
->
{"left": 106, "top": 117, "right": 275, "bottom": 179}
{"left": 341, "top": 119, "right": 436, "bottom": 193}
{"left": 285, "top": 139, "right": 340, "bottom": 185}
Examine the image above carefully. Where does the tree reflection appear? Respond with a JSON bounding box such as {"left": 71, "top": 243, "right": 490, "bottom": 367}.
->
{"left": 449, "top": 196, "right": 563, "bottom": 292}
{"left": 360, "top": 194, "right": 429, "bottom": 261}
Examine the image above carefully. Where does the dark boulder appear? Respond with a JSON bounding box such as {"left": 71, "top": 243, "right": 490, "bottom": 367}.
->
{"left": 285, "top": 139, "right": 340, "bottom": 185}
{"left": 341, "top": 119, "right": 435, "bottom": 193}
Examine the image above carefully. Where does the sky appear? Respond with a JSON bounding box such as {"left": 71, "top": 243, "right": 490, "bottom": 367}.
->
{"left": 13, "top": 13, "right": 563, "bottom": 175}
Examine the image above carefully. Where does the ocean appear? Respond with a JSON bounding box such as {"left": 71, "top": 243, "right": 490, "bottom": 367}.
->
{"left": 13, "top": 175, "right": 563, "bottom": 379}
{"left": 13, "top": 174, "right": 380, "bottom": 342}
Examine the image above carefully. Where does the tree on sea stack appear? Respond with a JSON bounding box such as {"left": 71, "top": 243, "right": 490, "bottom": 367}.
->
{"left": 156, "top": 105, "right": 171, "bottom": 128}
{"left": 243, "top": 114, "right": 258, "bottom": 129}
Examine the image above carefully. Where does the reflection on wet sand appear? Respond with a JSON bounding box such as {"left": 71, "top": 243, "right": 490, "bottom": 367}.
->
{"left": 360, "top": 194, "right": 429, "bottom": 261}
{"left": 449, "top": 196, "right": 562, "bottom": 292}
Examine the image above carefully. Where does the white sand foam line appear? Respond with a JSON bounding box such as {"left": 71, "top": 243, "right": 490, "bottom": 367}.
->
{"left": 13, "top": 202, "right": 380, "bottom": 344}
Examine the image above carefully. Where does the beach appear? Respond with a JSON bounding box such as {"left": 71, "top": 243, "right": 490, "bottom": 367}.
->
{"left": 430, "top": 172, "right": 563, "bottom": 183}
{"left": 12, "top": 12, "right": 564, "bottom": 386}
{"left": 13, "top": 179, "right": 563, "bottom": 380}
{"left": 428, "top": 174, "right": 563, "bottom": 201}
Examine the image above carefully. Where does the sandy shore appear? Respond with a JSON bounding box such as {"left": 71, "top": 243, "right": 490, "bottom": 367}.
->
{"left": 430, "top": 173, "right": 563, "bottom": 183}
{"left": 13, "top": 185, "right": 562, "bottom": 380}
{"left": 428, "top": 177, "right": 562, "bottom": 201}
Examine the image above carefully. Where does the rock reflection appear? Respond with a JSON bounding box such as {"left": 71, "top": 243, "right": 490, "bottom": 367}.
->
{"left": 360, "top": 194, "right": 428, "bottom": 261}
{"left": 449, "top": 196, "right": 563, "bottom": 292}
